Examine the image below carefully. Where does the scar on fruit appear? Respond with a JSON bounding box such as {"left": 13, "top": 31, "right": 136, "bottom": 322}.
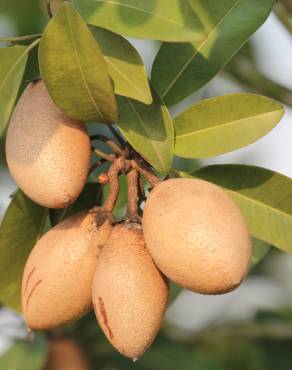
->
{"left": 24, "top": 267, "right": 36, "bottom": 295}
{"left": 98, "top": 297, "right": 114, "bottom": 340}
{"left": 25, "top": 279, "right": 42, "bottom": 309}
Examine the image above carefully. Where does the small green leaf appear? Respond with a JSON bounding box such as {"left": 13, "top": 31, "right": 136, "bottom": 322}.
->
{"left": 50, "top": 183, "right": 102, "bottom": 226}
{"left": 152, "top": 0, "right": 275, "bottom": 106}
{"left": 0, "top": 335, "right": 48, "bottom": 370}
{"left": 39, "top": 2, "right": 117, "bottom": 123}
{"left": 0, "top": 191, "right": 48, "bottom": 311}
{"left": 118, "top": 88, "right": 174, "bottom": 174}
{"left": 90, "top": 26, "right": 152, "bottom": 105}
{"left": 0, "top": 46, "right": 28, "bottom": 137}
{"left": 174, "top": 94, "right": 284, "bottom": 158}
{"left": 73, "top": 0, "right": 208, "bottom": 42}
{"left": 251, "top": 238, "right": 271, "bottom": 268}
{"left": 194, "top": 165, "right": 292, "bottom": 253}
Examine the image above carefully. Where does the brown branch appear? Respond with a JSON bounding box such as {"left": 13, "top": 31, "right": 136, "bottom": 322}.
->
{"left": 127, "top": 169, "right": 140, "bottom": 222}
{"left": 131, "top": 159, "right": 161, "bottom": 188}
{"left": 91, "top": 134, "right": 125, "bottom": 156}
{"left": 103, "top": 157, "right": 130, "bottom": 213}
{"left": 94, "top": 148, "right": 116, "bottom": 162}
{"left": 46, "top": 1, "right": 53, "bottom": 18}
{"left": 107, "top": 125, "right": 126, "bottom": 148}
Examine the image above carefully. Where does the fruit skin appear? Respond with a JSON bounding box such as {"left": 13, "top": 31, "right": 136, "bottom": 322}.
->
{"left": 44, "top": 338, "right": 89, "bottom": 370}
{"left": 6, "top": 80, "right": 91, "bottom": 209}
{"left": 142, "top": 178, "right": 252, "bottom": 295}
{"left": 22, "top": 210, "right": 112, "bottom": 330}
{"left": 92, "top": 223, "right": 168, "bottom": 360}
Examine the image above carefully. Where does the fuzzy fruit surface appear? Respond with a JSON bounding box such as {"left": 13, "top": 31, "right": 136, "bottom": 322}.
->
{"left": 143, "top": 178, "right": 252, "bottom": 294}
{"left": 44, "top": 338, "right": 89, "bottom": 370}
{"left": 92, "top": 222, "right": 169, "bottom": 360}
{"left": 6, "top": 80, "right": 91, "bottom": 209}
{"left": 22, "top": 211, "right": 112, "bottom": 329}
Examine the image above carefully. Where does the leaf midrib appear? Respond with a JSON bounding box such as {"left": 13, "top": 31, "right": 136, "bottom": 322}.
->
{"left": 220, "top": 184, "right": 292, "bottom": 222}
{"left": 66, "top": 6, "right": 106, "bottom": 122}
{"left": 161, "top": 0, "right": 241, "bottom": 97}
{"left": 0, "top": 47, "right": 27, "bottom": 94}
{"left": 105, "top": 57, "right": 150, "bottom": 102}
{"left": 92, "top": 0, "right": 183, "bottom": 26}
{"left": 176, "top": 108, "right": 282, "bottom": 139}
{"left": 126, "top": 98, "right": 166, "bottom": 170}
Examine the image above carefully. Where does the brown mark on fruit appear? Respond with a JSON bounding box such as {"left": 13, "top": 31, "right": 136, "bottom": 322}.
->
{"left": 24, "top": 267, "right": 36, "bottom": 295}
{"left": 25, "top": 279, "right": 42, "bottom": 309}
{"left": 98, "top": 297, "right": 114, "bottom": 340}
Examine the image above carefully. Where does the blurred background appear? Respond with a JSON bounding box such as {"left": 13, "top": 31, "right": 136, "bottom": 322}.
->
{"left": 1, "top": 1, "right": 292, "bottom": 369}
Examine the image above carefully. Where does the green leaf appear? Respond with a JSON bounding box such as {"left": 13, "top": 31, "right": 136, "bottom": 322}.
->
{"left": 0, "top": 191, "right": 48, "bottom": 311}
{"left": 72, "top": 0, "right": 209, "bottom": 42}
{"left": 117, "top": 88, "right": 174, "bottom": 174}
{"left": 50, "top": 182, "right": 102, "bottom": 226}
{"left": 39, "top": 2, "right": 117, "bottom": 123}
{"left": 0, "top": 46, "right": 28, "bottom": 137}
{"left": 0, "top": 335, "right": 48, "bottom": 370}
{"left": 251, "top": 238, "right": 270, "bottom": 268}
{"left": 174, "top": 94, "right": 284, "bottom": 158}
{"left": 90, "top": 26, "right": 152, "bottom": 105}
{"left": 194, "top": 165, "right": 292, "bottom": 252}
{"left": 152, "top": 0, "right": 275, "bottom": 106}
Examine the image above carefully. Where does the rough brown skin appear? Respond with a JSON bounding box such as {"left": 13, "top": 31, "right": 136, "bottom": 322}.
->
{"left": 6, "top": 80, "right": 91, "bottom": 209}
{"left": 143, "top": 178, "right": 252, "bottom": 295}
{"left": 22, "top": 211, "right": 112, "bottom": 330}
{"left": 44, "top": 338, "right": 90, "bottom": 370}
{"left": 92, "top": 223, "right": 168, "bottom": 360}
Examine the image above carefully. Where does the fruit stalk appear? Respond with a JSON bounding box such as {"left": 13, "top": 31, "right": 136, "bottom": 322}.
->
{"left": 131, "top": 159, "right": 160, "bottom": 188}
{"left": 94, "top": 148, "right": 116, "bottom": 162}
{"left": 91, "top": 134, "right": 125, "bottom": 156}
{"left": 126, "top": 169, "right": 140, "bottom": 222}
{"left": 103, "top": 157, "right": 130, "bottom": 213}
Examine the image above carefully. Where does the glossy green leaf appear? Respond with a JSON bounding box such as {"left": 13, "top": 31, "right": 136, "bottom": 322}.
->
{"left": 39, "top": 2, "right": 117, "bottom": 123}
{"left": 90, "top": 26, "right": 152, "bottom": 105}
{"left": 251, "top": 238, "right": 271, "bottom": 268}
{"left": 194, "top": 165, "right": 292, "bottom": 252}
{"left": 152, "top": 0, "right": 275, "bottom": 106}
{"left": 0, "top": 46, "right": 28, "bottom": 137}
{"left": 73, "top": 0, "right": 209, "bottom": 42}
{"left": 0, "top": 335, "right": 48, "bottom": 370}
{"left": 0, "top": 191, "right": 48, "bottom": 311}
{"left": 174, "top": 94, "right": 284, "bottom": 158}
{"left": 117, "top": 88, "right": 174, "bottom": 174}
{"left": 50, "top": 183, "right": 102, "bottom": 226}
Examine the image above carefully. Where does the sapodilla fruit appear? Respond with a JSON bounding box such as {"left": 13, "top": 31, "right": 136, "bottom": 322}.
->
{"left": 6, "top": 80, "right": 91, "bottom": 209}
{"left": 44, "top": 338, "right": 89, "bottom": 370}
{"left": 142, "top": 178, "right": 252, "bottom": 295}
{"left": 92, "top": 223, "right": 168, "bottom": 360}
{"left": 22, "top": 210, "right": 112, "bottom": 329}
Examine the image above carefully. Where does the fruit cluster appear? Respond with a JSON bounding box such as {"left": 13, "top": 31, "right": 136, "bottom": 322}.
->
{"left": 6, "top": 81, "right": 252, "bottom": 360}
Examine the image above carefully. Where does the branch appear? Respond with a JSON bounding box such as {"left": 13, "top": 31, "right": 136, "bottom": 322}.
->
{"left": 94, "top": 148, "right": 116, "bottom": 162}
{"left": 91, "top": 134, "right": 124, "bottom": 156}
{"left": 0, "top": 34, "right": 42, "bottom": 43}
{"left": 103, "top": 157, "right": 130, "bottom": 213}
{"left": 127, "top": 169, "right": 140, "bottom": 222}
{"left": 131, "top": 159, "right": 161, "bottom": 188}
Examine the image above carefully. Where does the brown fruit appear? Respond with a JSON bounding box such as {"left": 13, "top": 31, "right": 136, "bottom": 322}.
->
{"left": 92, "top": 223, "right": 168, "bottom": 360}
{"left": 22, "top": 210, "right": 112, "bottom": 329}
{"left": 6, "top": 80, "right": 91, "bottom": 209}
{"left": 44, "top": 338, "right": 89, "bottom": 370}
{"left": 142, "top": 178, "right": 252, "bottom": 295}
